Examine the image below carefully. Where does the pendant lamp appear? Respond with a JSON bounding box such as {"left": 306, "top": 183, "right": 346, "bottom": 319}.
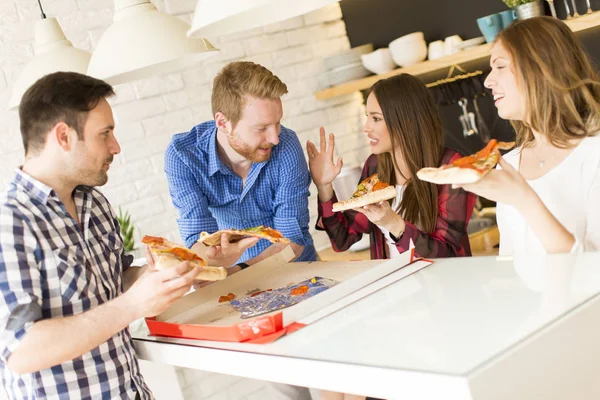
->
{"left": 8, "top": 1, "right": 91, "bottom": 110}
{"left": 87, "top": 0, "right": 218, "bottom": 85}
{"left": 188, "top": 0, "right": 340, "bottom": 38}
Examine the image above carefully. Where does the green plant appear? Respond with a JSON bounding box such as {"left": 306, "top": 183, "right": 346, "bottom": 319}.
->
{"left": 117, "top": 207, "right": 136, "bottom": 253}
{"left": 503, "top": 0, "right": 536, "bottom": 7}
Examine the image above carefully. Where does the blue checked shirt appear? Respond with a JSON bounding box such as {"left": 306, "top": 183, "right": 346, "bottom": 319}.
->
{"left": 0, "top": 169, "right": 152, "bottom": 400}
{"left": 165, "top": 121, "right": 317, "bottom": 263}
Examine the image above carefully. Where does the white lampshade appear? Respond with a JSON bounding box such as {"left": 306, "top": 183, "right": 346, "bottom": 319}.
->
{"left": 188, "top": 0, "right": 340, "bottom": 38}
{"left": 8, "top": 18, "right": 91, "bottom": 110}
{"left": 87, "top": 0, "right": 219, "bottom": 85}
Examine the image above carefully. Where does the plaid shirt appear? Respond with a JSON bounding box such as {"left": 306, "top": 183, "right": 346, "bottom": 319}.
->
{"left": 165, "top": 120, "right": 317, "bottom": 262}
{"left": 0, "top": 169, "right": 152, "bottom": 400}
{"left": 317, "top": 149, "right": 476, "bottom": 259}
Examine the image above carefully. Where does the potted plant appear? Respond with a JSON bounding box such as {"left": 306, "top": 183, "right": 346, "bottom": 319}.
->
{"left": 503, "top": 0, "right": 546, "bottom": 20}
{"left": 117, "top": 207, "right": 137, "bottom": 256}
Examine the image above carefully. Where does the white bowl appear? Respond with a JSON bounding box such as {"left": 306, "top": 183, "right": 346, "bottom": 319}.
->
{"left": 388, "top": 32, "right": 427, "bottom": 67}
{"left": 360, "top": 48, "right": 397, "bottom": 75}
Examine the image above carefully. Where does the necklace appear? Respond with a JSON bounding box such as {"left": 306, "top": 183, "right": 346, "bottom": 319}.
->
{"left": 529, "top": 145, "right": 546, "bottom": 168}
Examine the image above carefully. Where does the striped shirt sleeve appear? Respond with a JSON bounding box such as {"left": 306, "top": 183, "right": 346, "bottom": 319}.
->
{"left": 0, "top": 208, "right": 43, "bottom": 363}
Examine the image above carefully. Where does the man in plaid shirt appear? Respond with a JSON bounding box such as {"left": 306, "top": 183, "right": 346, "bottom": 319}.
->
{"left": 0, "top": 72, "right": 216, "bottom": 399}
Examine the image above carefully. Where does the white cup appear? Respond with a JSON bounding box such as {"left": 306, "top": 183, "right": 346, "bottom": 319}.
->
{"left": 428, "top": 40, "right": 445, "bottom": 60}
{"left": 444, "top": 35, "right": 463, "bottom": 56}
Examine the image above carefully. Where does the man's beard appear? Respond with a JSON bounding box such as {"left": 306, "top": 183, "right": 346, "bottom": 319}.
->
{"left": 228, "top": 133, "right": 273, "bottom": 163}
{"left": 73, "top": 156, "right": 113, "bottom": 187}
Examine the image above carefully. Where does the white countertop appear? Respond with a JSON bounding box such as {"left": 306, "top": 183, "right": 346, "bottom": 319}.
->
{"left": 133, "top": 252, "right": 600, "bottom": 398}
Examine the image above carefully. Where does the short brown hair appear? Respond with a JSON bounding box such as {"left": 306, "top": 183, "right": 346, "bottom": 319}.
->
{"left": 211, "top": 61, "right": 288, "bottom": 127}
{"left": 19, "top": 71, "right": 115, "bottom": 155}
{"left": 496, "top": 17, "right": 600, "bottom": 148}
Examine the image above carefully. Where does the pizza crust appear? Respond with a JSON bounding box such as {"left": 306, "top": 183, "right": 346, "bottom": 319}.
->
{"left": 142, "top": 235, "right": 227, "bottom": 281}
{"left": 416, "top": 167, "right": 486, "bottom": 185}
{"left": 198, "top": 230, "right": 291, "bottom": 247}
{"left": 332, "top": 185, "right": 397, "bottom": 212}
{"left": 152, "top": 252, "right": 227, "bottom": 281}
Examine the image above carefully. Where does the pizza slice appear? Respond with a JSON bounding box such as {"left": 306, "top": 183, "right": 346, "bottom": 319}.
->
{"left": 198, "top": 226, "right": 291, "bottom": 247}
{"left": 141, "top": 235, "right": 227, "bottom": 281}
{"left": 416, "top": 139, "right": 516, "bottom": 185}
{"left": 332, "top": 173, "right": 397, "bottom": 212}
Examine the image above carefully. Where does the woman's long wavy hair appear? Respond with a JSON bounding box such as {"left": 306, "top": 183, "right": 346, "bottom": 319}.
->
{"left": 495, "top": 16, "right": 600, "bottom": 148}
{"left": 370, "top": 74, "right": 443, "bottom": 233}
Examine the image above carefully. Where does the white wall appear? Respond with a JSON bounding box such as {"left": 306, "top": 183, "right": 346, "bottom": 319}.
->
{"left": 0, "top": 0, "right": 369, "bottom": 398}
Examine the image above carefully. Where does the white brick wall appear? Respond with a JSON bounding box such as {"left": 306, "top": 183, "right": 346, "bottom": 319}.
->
{"left": 0, "top": 1, "right": 369, "bottom": 398}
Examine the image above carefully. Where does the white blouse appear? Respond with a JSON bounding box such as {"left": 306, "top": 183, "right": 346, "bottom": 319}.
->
{"left": 497, "top": 136, "right": 600, "bottom": 256}
{"left": 376, "top": 185, "right": 406, "bottom": 258}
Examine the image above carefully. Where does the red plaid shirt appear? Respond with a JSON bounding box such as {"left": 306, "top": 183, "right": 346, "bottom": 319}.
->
{"left": 317, "top": 148, "right": 477, "bottom": 259}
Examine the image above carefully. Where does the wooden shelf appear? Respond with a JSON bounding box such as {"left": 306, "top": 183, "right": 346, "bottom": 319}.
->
{"left": 315, "top": 11, "right": 600, "bottom": 100}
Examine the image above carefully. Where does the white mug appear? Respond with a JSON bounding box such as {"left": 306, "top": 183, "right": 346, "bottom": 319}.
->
{"left": 444, "top": 35, "right": 463, "bottom": 56}
{"left": 428, "top": 40, "right": 445, "bottom": 60}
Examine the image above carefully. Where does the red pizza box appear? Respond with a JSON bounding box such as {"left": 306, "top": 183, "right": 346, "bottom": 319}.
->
{"left": 145, "top": 245, "right": 431, "bottom": 343}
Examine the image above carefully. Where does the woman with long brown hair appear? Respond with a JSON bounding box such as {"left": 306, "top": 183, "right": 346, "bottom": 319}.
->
{"left": 458, "top": 16, "right": 600, "bottom": 255}
{"left": 307, "top": 73, "right": 477, "bottom": 260}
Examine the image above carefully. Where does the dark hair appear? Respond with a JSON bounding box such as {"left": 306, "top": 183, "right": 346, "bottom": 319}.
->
{"left": 371, "top": 74, "right": 443, "bottom": 233}
{"left": 19, "top": 71, "right": 115, "bottom": 155}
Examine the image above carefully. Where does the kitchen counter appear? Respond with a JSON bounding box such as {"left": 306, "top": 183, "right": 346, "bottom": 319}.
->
{"left": 132, "top": 252, "right": 600, "bottom": 399}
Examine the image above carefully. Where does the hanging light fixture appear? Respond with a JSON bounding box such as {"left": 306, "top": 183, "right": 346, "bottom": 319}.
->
{"left": 8, "top": 0, "right": 91, "bottom": 110}
{"left": 188, "top": 0, "right": 340, "bottom": 38}
{"left": 87, "top": 0, "right": 218, "bottom": 85}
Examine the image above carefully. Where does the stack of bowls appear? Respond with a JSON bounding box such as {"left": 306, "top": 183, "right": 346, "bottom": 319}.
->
{"left": 361, "top": 48, "right": 397, "bottom": 75}
{"left": 388, "top": 32, "right": 428, "bottom": 67}
{"left": 322, "top": 44, "right": 373, "bottom": 87}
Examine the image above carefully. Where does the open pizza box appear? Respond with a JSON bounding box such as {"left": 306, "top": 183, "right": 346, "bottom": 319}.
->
{"left": 145, "top": 243, "right": 432, "bottom": 344}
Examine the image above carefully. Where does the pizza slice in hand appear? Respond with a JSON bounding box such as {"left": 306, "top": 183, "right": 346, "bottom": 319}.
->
{"left": 416, "top": 139, "right": 515, "bottom": 185}
{"left": 332, "top": 173, "right": 397, "bottom": 212}
{"left": 198, "top": 226, "right": 291, "bottom": 247}
{"left": 142, "top": 235, "right": 227, "bottom": 281}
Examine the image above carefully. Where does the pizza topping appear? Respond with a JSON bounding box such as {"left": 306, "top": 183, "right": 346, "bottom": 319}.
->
{"left": 352, "top": 183, "right": 367, "bottom": 198}
{"left": 243, "top": 226, "right": 264, "bottom": 233}
{"left": 219, "top": 293, "right": 236, "bottom": 303}
{"left": 250, "top": 289, "right": 273, "bottom": 297}
{"left": 290, "top": 285, "right": 309, "bottom": 296}
{"left": 445, "top": 140, "right": 510, "bottom": 173}
{"left": 352, "top": 174, "right": 386, "bottom": 198}
{"left": 169, "top": 247, "right": 205, "bottom": 264}
{"left": 372, "top": 181, "right": 390, "bottom": 191}
{"left": 141, "top": 235, "right": 165, "bottom": 245}
{"left": 261, "top": 227, "right": 283, "bottom": 239}
{"left": 475, "top": 139, "right": 498, "bottom": 159}
{"left": 242, "top": 225, "right": 284, "bottom": 239}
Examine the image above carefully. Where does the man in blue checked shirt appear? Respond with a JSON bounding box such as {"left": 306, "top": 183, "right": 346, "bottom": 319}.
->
{"left": 165, "top": 61, "right": 318, "bottom": 274}
{"left": 0, "top": 72, "right": 251, "bottom": 400}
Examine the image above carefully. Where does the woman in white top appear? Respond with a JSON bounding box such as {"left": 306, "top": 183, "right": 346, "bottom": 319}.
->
{"left": 459, "top": 16, "right": 600, "bottom": 255}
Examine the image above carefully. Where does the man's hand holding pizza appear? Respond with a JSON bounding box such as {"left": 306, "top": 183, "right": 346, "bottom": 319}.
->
{"left": 123, "top": 261, "right": 200, "bottom": 318}
{"left": 192, "top": 233, "right": 259, "bottom": 290}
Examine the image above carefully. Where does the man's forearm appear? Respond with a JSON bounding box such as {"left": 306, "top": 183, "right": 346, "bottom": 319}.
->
{"left": 7, "top": 294, "right": 138, "bottom": 375}
{"left": 123, "top": 265, "right": 147, "bottom": 291}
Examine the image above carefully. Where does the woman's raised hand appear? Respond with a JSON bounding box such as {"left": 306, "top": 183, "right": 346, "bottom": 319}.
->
{"left": 306, "top": 127, "right": 343, "bottom": 188}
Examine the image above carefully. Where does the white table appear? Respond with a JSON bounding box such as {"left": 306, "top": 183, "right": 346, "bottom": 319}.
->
{"left": 132, "top": 253, "right": 600, "bottom": 399}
